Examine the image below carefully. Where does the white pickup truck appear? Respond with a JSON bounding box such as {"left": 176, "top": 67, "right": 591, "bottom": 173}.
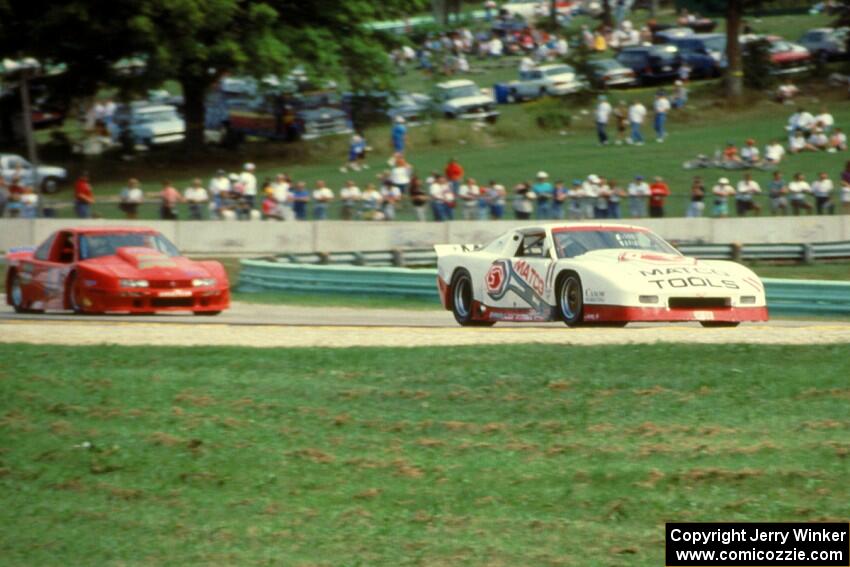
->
{"left": 433, "top": 79, "right": 499, "bottom": 122}
{"left": 505, "top": 64, "right": 585, "bottom": 102}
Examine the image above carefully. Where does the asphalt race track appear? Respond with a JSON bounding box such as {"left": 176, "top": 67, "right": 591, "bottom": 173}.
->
{"left": 2, "top": 299, "right": 850, "bottom": 348}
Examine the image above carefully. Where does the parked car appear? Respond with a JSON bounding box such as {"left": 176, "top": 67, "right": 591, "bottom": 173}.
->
{"left": 616, "top": 45, "right": 681, "bottom": 84}
{"left": 654, "top": 27, "right": 695, "bottom": 43}
{"left": 433, "top": 79, "right": 499, "bottom": 122}
{"left": 0, "top": 153, "right": 67, "bottom": 193}
{"left": 743, "top": 35, "right": 813, "bottom": 76}
{"left": 586, "top": 59, "right": 638, "bottom": 89}
{"left": 387, "top": 92, "right": 432, "bottom": 125}
{"left": 111, "top": 103, "right": 185, "bottom": 147}
{"left": 799, "top": 27, "right": 849, "bottom": 62}
{"left": 504, "top": 64, "right": 584, "bottom": 101}
{"left": 663, "top": 33, "right": 727, "bottom": 77}
{"left": 344, "top": 91, "right": 431, "bottom": 128}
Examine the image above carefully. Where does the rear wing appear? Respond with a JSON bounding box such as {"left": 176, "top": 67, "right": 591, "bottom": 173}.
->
{"left": 434, "top": 244, "right": 479, "bottom": 258}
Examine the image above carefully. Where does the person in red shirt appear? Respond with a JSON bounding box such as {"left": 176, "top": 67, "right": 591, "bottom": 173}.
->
{"left": 74, "top": 173, "right": 95, "bottom": 218}
{"left": 649, "top": 176, "right": 670, "bottom": 218}
{"left": 444, "top": 158, "right": 464, "bottom": 194}
{"left": 159, "top": 180, "right": 183, "bottom": 220}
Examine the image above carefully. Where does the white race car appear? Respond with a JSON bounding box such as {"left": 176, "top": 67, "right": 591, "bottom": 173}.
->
{"left": 435, "top": 223, "right": 768, "bottom": 327}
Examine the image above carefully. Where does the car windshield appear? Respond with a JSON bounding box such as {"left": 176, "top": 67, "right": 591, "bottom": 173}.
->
{"left": 703, "top": 36, "right": 726, "bottom": 51}
{"left": 593, "top": 59, "right": 620, "bottom": 70}
{"left": 544, "top": 65, "right": 574, "bottom": 76}
{"left": 298, "top": 92, "right": 341, "bottom": 108}
{"left": 769, "top": 40, "right": 793, "bottom": 52}
{"left": 651, "top": 45, "right": 679, "bottom": 60}
{"left": 79, "top": 232, "right": 181, "bottom": 260}
{"left": 553, "top": 229, "right": 679, "bottom": 259}
{"left": 443, "top": 84, "right": 480, "bottom": 98}
{"left": 137, "top": 110, "right": 179, "bottom": 123}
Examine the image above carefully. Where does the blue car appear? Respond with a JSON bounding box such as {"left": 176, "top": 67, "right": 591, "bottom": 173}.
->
{"left": 615, "top": 45, "right": 681, "bottom": 84}
{"left": 663, "top": 33, "right": 727, "bottom": 78}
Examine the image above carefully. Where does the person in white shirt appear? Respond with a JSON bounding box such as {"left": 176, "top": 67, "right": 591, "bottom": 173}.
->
{"left": 582, "top": 174, "right": 601, "bottom": 219}
{"left": 811, "top": 172, "right": 835, "bottom": 215}
{"left": 360, "top": 183, "right": 384, "bottom": 220}
{"left": 788, "top": 107, "right": 815, "bottom": 135}
{"left": 841, "top": 167, "right": 850, "bottom": 215}
{"left": 787, "top": 172, "right": 813, "bottom": 215}
{"left": 208, "top": 169, "right": 230, "bottom": 215}
{"left": 829, "top": 128, "right": 847, "bottom": 152}
{"left": 735, "top": 173, "right": 761, "bottom": 216}
{"left": 458, "top": 178, "right": 481, "bottom": 220}
{"left": 19, "top": 186, "right": 38, "bottom": 218}
{"left": 487, "top": 181, "right": 506, "bottom": 220}
{"left": 184, "top": 178, "right": 209, "bottom": 220}
{"left": 653, "top": 91, "right": 671, "bottom": 142}
{"left": 429, "top": 175, "right": 453, "bottom": 221}
{"left": 764, "top": 139, "right": 786, "bottom": 163}
{"left": 555, "top": 37, "right": 568, "bottom": 56}
{"left": 627, "top": 175, "right": 650, "bottom": 217}
{"left": 519, "top": 56, "right": 536, "bottom": 73}
{"left": 119, "top": 178, "right": 144, "bottom": 219}
{"left": 339, "top": 180, "right": 361, "bottom": 220}
{"left": 776, "top": 79, "right": 799, "bottom": 103}
{"left": 388, "top": 155, "right": 412, "bottom": 193}
{"left": 740, "top": 139, "right": 761, "bottom": 164}
{"left": 240, "top": 163, "right": 258, "bottom": 208}
{"left": 488, "top": 36, "right": 503, "bottom": 57}
{"left": 380, "top": 182, "right": 401, "bottom": 221}
{"left": 628, "top": 101, "right": 647, "bottom": 145}
{"left": 595, "top": 95, "right": 613, "bottom": 145}
{"left": 312, "top": 180, "right": 334, "bottom": 220}
{"left": 815, "top": 107, "right": 834, "bottom": 132}
{"left": 711, "top": 177, "right": 735, "bottom": 217}
{"left": 789, "top": 130, "right": 816, "bottom": 154}
{"left": 808, "top": 127, "right": 829, "bottom": 150}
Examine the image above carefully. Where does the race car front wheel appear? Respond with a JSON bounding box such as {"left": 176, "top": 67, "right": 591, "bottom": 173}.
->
{"left": 450, "top": 269, "right": 494, "bottom": 327}
{"left": 557, "top": 273, "right": 584, "bottom": 327}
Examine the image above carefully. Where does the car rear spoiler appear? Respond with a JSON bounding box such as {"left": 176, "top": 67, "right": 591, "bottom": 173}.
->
{"left": 433, "top": 244, "right": 479, "bottom": 257}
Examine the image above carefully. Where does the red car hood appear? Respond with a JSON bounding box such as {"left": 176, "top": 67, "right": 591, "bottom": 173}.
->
{"left": 771, "top": 51, "right": 810, "bottom": 63}
{"left": 81, "top": 247, "right": 214, "bottom": 280}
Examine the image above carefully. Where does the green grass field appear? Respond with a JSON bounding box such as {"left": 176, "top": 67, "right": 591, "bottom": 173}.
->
{"left": 1, "top": 343, "right": 849, "bottom": 565}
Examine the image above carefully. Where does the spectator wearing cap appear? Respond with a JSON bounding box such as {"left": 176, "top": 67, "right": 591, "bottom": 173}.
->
{"left": 595, "top": 95, "right": 612, "bottom": 146}
{"left": 653, "top": 91, "right": 670, "bottom": 143}
{"left": 627, "top": 100, "right": 646, "bottom": 145}
{"left": 648, "top": 176, "right": 670, "bottom": 218}
{"left": 627, "top": 175, "right": 650, "bottom": 218}
{"left": 532, "top": 171, "right": 554, "bottom": 219}
{"left": 240, "top": 163, "right": 257, "bottom": 210}
{"left": 184, "top": 178, "right": 209, "bottom": 220}
{"left": 291, "top": 181, "right": 310, "bottom": 220}
{"left": 735, "top": 173, "right": 761, "bottom": 217}
{"left": 711, "top": 177, "right": 735, "bottom": 217}
{"left": 391, "top": 117, "right": 407, "bottom": 153}
{"left": 312, "top": 180, "right": 334, "bottom": 220}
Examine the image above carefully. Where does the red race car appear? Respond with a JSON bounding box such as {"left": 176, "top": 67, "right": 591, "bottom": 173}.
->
{"left": 5, "top": 227, "right": 230, "bottom": 315}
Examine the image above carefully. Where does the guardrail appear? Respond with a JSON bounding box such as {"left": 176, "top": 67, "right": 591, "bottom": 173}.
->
{"left": 237, "top": 261, "right": 850, "bottom": 317}
{"left": 256, "top": 241, "right": 850, "bottom": 268}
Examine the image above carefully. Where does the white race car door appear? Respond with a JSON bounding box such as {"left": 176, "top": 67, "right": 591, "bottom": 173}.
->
{"left": 481, "top": 229, "right": 556, "bottom": 322}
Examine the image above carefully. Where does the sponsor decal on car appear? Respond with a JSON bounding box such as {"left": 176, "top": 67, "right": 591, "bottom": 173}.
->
{"left": 485, "top": 259, "right": 553, "bottom": 318}
{"left": 640, "top": 267, "right": 740, "bottom": 290}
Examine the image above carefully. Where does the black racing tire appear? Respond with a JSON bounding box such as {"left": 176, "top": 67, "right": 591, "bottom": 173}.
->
{"left": 556, "top": 272, "right": 584, "bottom": 327}
{"left": 193, "top": 311, "right": 222, "bottom": 316}
{"left": 450, "top": 269, "right": 494, "bottom": 327}
{"left": 65, "top": 272, "right": 89, "bottom": 315}
{"left": 700, "top": 321, "right": 740, "bottom": 328}
{"left": 8, "top": 271, "right": 41, "bottom": 314}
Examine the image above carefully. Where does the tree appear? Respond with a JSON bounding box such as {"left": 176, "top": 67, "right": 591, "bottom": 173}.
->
{"left": 725, "top": 0, "right": 744, "bottom": 100}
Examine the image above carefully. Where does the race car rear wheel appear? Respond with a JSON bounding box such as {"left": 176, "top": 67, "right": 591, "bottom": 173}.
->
{"left": 700, "top": 321, "right": 740, "bottom": 328}
{"left": 450, "top": 269, "right": 494, "bottom": 327}
{"left": 557, "top": 273, "right": 584, "bottom": 327}
{"left": 9, "top": 271, "right": 41, "bottom": 314}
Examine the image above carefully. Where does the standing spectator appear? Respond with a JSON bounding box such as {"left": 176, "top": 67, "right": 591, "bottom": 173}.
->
{"left": 552, "top": 180, "right": 568, "bottom": 220}
{"left": 764, "top": 139, "right": 786, "bottom": 164}
{"left": 811, "top": 172, "right": 835, "bottom": 215}
{"left": 291, "top": 181, "right": 310, "bottom": 220}
{"left": 532, "top": 171, "right": 553, "bottom": 219}
{"left": 672, "top": 80, "right": 688, "bottom": 109}
{"left": 444, "top": 158, "right": 464, "bottom": 194}
{"left": 594, "top": 177, "right": 610, "bottom": 219}
{"left": 240, "top": 163, "right": 258, "bottom": 210}
{"left": 628, "top": 100, "right": 646, "bottom": 145}
{"left": 613, "top": 100, "right": 628, "bottom": 145}
{"left": 380, "top": 180, "right": 401, "bottom": 220}
{"left": 19, "top": 186, "right": 38, "bottom": 218}
{"left": 184, "top": 178, "right": 209, "bottom": 220}
{"left": 767, "top": 171, "right": 789, "bottom": 215}
{"left": 312, "top": 180, "right": 334, "bottom": 220}
{"left": 389, "top": 154, "right": 412, "bottom": 194}
{"left": 568, "top": 180, "right": 584, "bottom": 219}
{"left": 74, "top": 173, "right": 95, "bottom": 219}
{"left": 429, "top": 175, "right": 452, "bottom": 221}
{"left": 787, "top": 173, "right": 813, "bottom": 215}
{"left": 841, "top": 162, "right": 850, "bottom": 214}
{"left": 119, "top": 178, "right": 144, "bottom": 219}
{"left": 828, "top": 127, "right": 847, "bottom": 152}
{"left": 686, "top": 176, "right": 705, "bottom": 217}
{"left": 487, "top": 180, "right": 506, "bottom": 220}
{"left": 340, "top": 180, "right": 361, "bottom": 220}
{"left": 391, "top": 117, "right": 407, "bottom": 153}
{"left": 0, "top": 177, "right": 8, "bottom": 218}
{"left": 159, "top": 181, "right": 183, "bottom": 220}
{"left": 209, "top": 169, "right": 230, "bottom": 214}
{"left": 627, "top": 175, "right": 650, "bottom": 217}
{"left": 653, "top": 90, "right": 670, "bottom": 143}
{"left": 711, "top": 177, "right": 735, "bottom": 218}
{"left": 458, "top": 178, "right": 481, "bottom": 220}
{"left": 582, "top": 175, "right": 601, "bottom": 219}
{"left": 409, "top": 175, "right": 428, "bottom": 222}
{"left": 648, "top": 176, "right": 670, "bottom": 218}
{"left": 776, "top": 78, "right": 799, "bottom": 103}
{"left": 262, "top": 188, "right": 283, "bottom": 220}
{"left": 512, "top": 182, "right": 535, "bottom": 220}
{"left": 595, "top": 95, "right": 612, "bottom": 146}
{"left": 6, "top": 177, "right": 24, "bottom": 217}
{"left": 606, "top": 178, "right": 625, "bottom": 219}
{"left": 360, "top": 184, "right": 384, "bottom": 220}
{"left": 343, "top": 134, "right": 367, "bottom": 172}
{"left": 735, "top": 173, "right": 761, "bottom": 216}
{"left": 271, "top": 174, "right": 292, "bottom": 220}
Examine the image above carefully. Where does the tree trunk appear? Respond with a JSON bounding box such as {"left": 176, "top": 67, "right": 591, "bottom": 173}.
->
{"left": 181, "top": 78, "right": 208, "bottom": 151}
{"left": 725, "top": 0, "right": 744, "bottom": 101}
{"left": 601, "top": 0, "right": 613, "bottom": 28}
